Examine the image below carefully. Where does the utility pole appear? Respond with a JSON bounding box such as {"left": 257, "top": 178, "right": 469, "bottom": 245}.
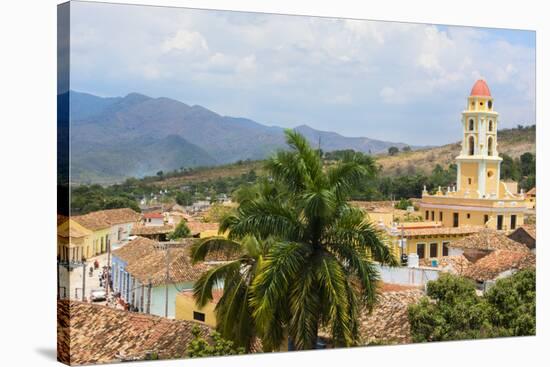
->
{"left": 106, "top": 237, "right": 111, "bottom": 299}
{"left": 164, "top": 243, "right": 170, "bottom": 318}
{"left": 146, "top": 279, "right": 152, "bottom": 314}
{"left": 82, "top": 263, "right": 87, "bottom": 302}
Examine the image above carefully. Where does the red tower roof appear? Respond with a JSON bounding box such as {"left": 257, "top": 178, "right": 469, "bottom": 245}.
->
{"left": 470, "top": 79, "right": 491, "bottom": 97}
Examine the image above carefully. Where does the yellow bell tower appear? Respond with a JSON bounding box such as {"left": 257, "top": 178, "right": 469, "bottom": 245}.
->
{"left": 456, "top": 79, "right": 502, "bottom": 198}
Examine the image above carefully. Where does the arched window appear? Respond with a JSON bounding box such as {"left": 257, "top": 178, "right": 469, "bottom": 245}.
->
{"left": 469, "top": 119, "right": 474, "bottom": 131}
{"left": 468, "top": 136, "right": 475, "bottom": 156}
{"left": 487, "top": 137, "right": 493, "bottom": 156}
{"left": 488, "top": 120, "right": 493, "bottom": 132}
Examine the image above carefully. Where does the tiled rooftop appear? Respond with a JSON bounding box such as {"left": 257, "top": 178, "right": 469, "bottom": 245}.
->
{"left": 448, "top": 228, "right": 530, "bottom": 252}
{"left": 57, "top": 300, "right": 213, "bottom": 365}
{"left": 358, "top": 289, "right": 425, "bottom": 345}
{"left": 72, "top": 208, "right": 141, "bottom": 231}
{"left": 463, "top": 250, "right": 536, "bottom": 282}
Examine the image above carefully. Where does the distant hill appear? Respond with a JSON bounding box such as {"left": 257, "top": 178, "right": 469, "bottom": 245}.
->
{"left": 376, "top": 125, "right": 536, "bottom": 176}
{"left": 66, "top": 91, "right": 416, "bottom": 183}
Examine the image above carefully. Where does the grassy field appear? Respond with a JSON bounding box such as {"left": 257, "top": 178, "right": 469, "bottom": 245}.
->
{"left": 376, "top": 126, "right": 535, "bottom": 176}
{"left": 148, "top": 125, "right": 535, "bottom": 187}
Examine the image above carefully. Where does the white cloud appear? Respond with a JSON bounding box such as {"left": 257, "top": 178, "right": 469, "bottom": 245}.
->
{"left": 161, "top": 30, "right": 208, "bottom": 53}
{"left": 69, "top": 2, "right": 535, "bottom": 145}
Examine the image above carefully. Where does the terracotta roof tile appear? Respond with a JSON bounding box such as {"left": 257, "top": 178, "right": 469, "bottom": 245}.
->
{"left": 187, "top": 221, "right": 219, "bottom": 235}
{"left": 73, "top": 208, "right": 141, "bottom": 231}
{"left": 449, "top": 228, "right": 530, "bottom": 252}
{"left": 112, "top": 236, "right": 159, "bottom": 264}
{"left": 57, "top": 300, "right": 213, "bottom": 365}
{"left": 463, "top": 250, "right": 536, "bottom": 282}
{"left": 125, "top": 242, "right": 212, "bottom": 286}
{"left": 359, "top": 289, "right": 424, "bottom": 345}
{"left": 131, "top": 224, "right": 175, "bottom": 236}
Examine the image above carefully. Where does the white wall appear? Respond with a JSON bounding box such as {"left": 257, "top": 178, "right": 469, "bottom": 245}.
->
{"left": 376, "top": 264, "right": 440, "bottom": 286}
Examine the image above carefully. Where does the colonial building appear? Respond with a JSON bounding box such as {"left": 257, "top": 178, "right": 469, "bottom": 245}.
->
{"left": 419, "top": 79, "right": 527, "bottom": 231}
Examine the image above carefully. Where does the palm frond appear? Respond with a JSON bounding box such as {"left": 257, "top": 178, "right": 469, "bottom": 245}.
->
{"left": 250, "top": 241, "right": 311, "bottom": 348}
{"left": 193, "top": 261, "right": 241, "bottom": 308}
{"left": 190, "top": 237, "right": 243, "bottom": 264}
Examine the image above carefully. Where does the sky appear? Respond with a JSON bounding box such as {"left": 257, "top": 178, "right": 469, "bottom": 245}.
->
{"left": 68, "top": 1, "right": 536, "bottom": 145}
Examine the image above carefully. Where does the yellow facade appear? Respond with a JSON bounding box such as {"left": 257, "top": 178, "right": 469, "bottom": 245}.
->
{"left": 89, "top": 227, "right": 111, "bottom": 257}
{"left": 57, "top": 219, "right": 93, "bottom": 262}
{"left": 419, "top": 79, "right": 527, "bottom": 232}
{"left": 175, "top": 292, "right": 217, "bottom": 327}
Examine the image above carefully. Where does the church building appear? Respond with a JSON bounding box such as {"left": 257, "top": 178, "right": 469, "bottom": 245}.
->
{"left": 419, "top": 79, "right": 527, "bottom": 232}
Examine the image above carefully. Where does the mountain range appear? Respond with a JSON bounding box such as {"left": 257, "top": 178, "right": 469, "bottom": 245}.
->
{"left": 65, "top": 91, "right": 415, "bottom": 183}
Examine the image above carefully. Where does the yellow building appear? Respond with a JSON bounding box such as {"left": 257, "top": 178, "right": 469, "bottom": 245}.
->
{"left": 419, "top": 79, "right": 527, "bottom": 232}
{"left": 385, "top": 223, "right": 483, "bottom": 261}
{"left": 175, "top": 289, "right": 220, "bottom": 327}
{"left": 524, "top": 187, "right": 536, "bottom": 209}
{"left": 72, "top": 213, "right": 111, "bottom": 257}
{"left": 57, "top": 219, "right": 93, "bottom": 263}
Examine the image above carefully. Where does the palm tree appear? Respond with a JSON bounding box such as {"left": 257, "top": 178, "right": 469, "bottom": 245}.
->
{"left": 222, "top": 129, "right": 398, "bottom": 351}
{"left": 190, "top": 234, "right": 269, "bottom": 352}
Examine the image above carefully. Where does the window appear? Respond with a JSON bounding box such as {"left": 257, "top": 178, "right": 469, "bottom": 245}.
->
{"left": 425, "top": 210, "right": 429, "bottom": 220}
{"left": 431, "top": 211, "right": 435, "bottom": 221}
{"left": 193, "top": 311, "right": 206, "bottom": 322}
{"left": 488, "top": 120, "right": 493, "bottom": 131}
{"left": 442, "top": 242, "right": 450, "bottom": 256}
{"left": 429, "top": 243, "right": 438, "bottom": 258}
{"left": 488, "top": 100, "right": 493, "bottom": 110}
{"left": 439, "top": 211, "right": 443, "bottom": 222}
{"left": 453, "top": 213, "right": 459, "bottom": 227}
{"left": 467, "top": 213, "right": 471, "bottom": 219}
{"left": 468, "top": 136, "right": 475, "bottom": 155}
{"left": 469, "top": 119, "right": 474, "bottom": 131}
{"left": 484, "top": 214, "right": 489, "bottom": 224}
{"left": 468, "top": 178, "right": 472, "bottom": 185}
{"left": 511, "top": 215, "right": 517, "bottom": 230}
{"left": 487, "top": 137, "right": 493, "bottom": 156}
{"left": 416, "top": 243, "right": 426, "bottom": 259}
{"left": 497, "top": 215, "right": 504, "bottom": 230}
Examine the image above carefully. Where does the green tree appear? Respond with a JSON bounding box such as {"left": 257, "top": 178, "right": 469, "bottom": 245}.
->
{"left": 191, "top": 235, "right": 269, "bottom": 352}
{"left": 186, "top": 325, "right": 245, "bottom": 358}
{"left": 395, "top": 198, "right": 413, "bottom": 210}
{"left": 222, "top": 130, "right": 397, "bottom": 351}
{"left": 388, "top": 146, "right": 399, "bottom": 156}
{"left": 175, "top": 191, "right": 193, "bottom": 206}
{"left": 408, "top": 270, "right": 536, "bottom": 342}
{"left": 168, "top": 220, "right": 191, "bottom": 240}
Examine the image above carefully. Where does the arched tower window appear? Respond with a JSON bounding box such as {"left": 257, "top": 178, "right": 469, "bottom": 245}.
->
{"left": 488, "top": 120, "right": 493, "bottom": 132}
{"left": 469, "top": 119, "right": 474, "bottom": 131}
{"left": 487, "top": 137, "right": 493, "bottom": 156}
{"left": 468, "top": 136, "right": 475, "bottom": 156}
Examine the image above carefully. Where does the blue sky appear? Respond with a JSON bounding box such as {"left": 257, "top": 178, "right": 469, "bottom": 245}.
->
{"left": 69, "top": 1, "right": 536, "bottom": 145}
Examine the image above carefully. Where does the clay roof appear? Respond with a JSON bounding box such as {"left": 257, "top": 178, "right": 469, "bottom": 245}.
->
{"left": 470, "top": 79, "right": 491, "bottom": 97}
{"left": 72, "top": 208, "right": 141, "bottom": 231}
{"left": 131, "top": 224, "right": 175, "bottom": 236}
{"left": 112, "top": 236, "right": 159, "bottom": 264}
{"left": 463, "top": 250, "right": 536, "bottom": 282}
{"left": 125, "top": 245, "right": 212, "bottom": 286}
{"left": 419, "top": 255, "right": 471, "bottom": 276}
{"left": 57, "top": 300, "right": 213, "bottom": 365}
{"left": 187, "top": 221, "right": 219, "bottom": 235}
{"left": 526, "top": 187, "right": 536, "bottom": 196}
{"left": 57, "top": 219, "right": 93, "bottom": 238}
{"left": 448, "top": 228, "right": 530, "bottom": 252}
{"left": 510, "top": 224, "right": 536, "bottom": 240}
{"left": 143, "top": 212, "right": 164, "bottom": 219}
{"left": 358, "top": 289, "right": 425, "bottom": 345}
{"left": 396, "top": 225, "right": 484, "bottom": 237}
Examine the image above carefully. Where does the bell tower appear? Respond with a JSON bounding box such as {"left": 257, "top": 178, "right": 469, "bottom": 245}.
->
{"left": 456, "top": 79, "right": 502, "bottom": 198}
